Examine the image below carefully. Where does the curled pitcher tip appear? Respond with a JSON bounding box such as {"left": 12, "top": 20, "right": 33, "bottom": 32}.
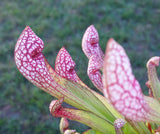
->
{"left": 82, "top": 25, "right": 103, "bottom": 59}
{"left": 147, "top": 56, "right": 160, "bottom": 100}
{"left": 147, "top": 56, "right": 160, "bottom": 67}
{"left": 82, "top": 25, "right": 104, "bottom": 92}
{"left": 49, "top": 98, "right": 64, "bottom": 116}
{"left": 55, "top": 47, "right": 78, "bottom": 82}
{"left": 49, "top": 100, "right": 57, "bottom": 113}
{"left": 114, "top": 118, "right": 126, "bottom": 129}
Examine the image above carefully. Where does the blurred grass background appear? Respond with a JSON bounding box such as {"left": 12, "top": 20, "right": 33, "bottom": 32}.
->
{"left": 0, "top": 0, "right": 160, "bottom": 133}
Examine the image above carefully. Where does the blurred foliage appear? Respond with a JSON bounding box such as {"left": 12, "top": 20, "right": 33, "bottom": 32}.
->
{"left": 0, "top": 0, "right": 160, "bottom": 133}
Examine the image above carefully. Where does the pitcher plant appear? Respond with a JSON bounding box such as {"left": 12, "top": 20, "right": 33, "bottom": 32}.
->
{"left": 14, "top": 25, "right": 160, "bottom": 134}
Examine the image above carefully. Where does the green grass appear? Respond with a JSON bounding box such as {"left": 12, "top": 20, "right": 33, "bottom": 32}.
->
{"left": 0, "top": 0, "right": 160, "bottom": 133}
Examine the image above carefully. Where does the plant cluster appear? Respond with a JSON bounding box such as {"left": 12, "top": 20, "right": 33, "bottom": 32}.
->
{"left": 14, "top": 25, "right": 160, "bottom": 134}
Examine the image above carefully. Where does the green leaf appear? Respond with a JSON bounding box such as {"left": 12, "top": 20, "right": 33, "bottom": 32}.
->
{"left": 144, "top": 96, "right": 160, "bottom": 123}
{"left": 126, "top": 120, "right": 151, "bottom": 134}
{"left": 83, "top": 129, "right": 103, "bottom": 134}
{"left": 50, "top": 98, "right": 115, "bottom": 134}
{"left": 45, "top": 58, "right": 121, "bottom": 123}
